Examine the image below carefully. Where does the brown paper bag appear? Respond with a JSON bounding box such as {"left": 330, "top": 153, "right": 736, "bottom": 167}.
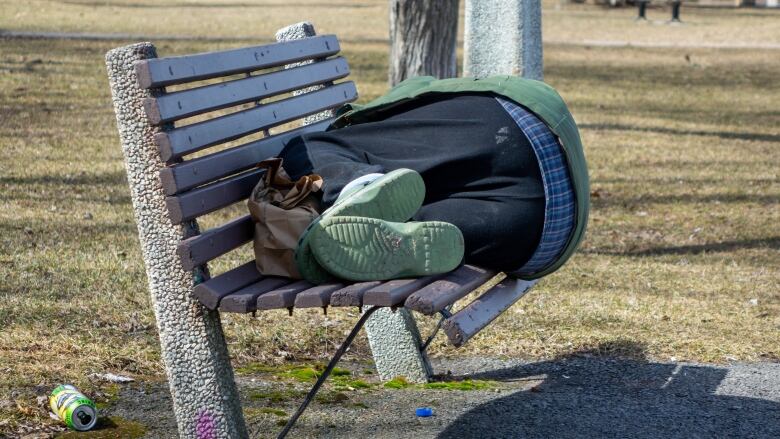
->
{"left": 247, "top": 158, "right": 322, "bottom": 279}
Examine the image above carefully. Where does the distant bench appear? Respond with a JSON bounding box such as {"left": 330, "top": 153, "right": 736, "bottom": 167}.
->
{"left": 635, "top": 0, "right": 683, "bottom": 21}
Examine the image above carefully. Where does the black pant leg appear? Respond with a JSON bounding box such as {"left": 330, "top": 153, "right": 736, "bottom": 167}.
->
{"left": 413, "top": 197, "right": 543, "bottom": 271}
{"left": 279, "top": 135, "right": 384, "bottom": 206}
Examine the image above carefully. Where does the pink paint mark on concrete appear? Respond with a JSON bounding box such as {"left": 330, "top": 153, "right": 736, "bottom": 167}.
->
{"left": 195, "top": 409, "right": 217, "bottom": 439}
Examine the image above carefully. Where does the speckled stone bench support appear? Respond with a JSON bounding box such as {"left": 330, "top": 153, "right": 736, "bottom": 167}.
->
{"left": 105, "top": 43, "right": 248, "bottom": 439}
{"left": 363, "top": 307, "right": 432, "bottom": 382}
{"left": 276, "top": 22, "right": 433, "bottom": 384}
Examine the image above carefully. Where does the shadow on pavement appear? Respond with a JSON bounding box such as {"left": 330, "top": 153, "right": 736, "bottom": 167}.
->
{"left": 439, "top": 342, "right": 780, "bottom": 438}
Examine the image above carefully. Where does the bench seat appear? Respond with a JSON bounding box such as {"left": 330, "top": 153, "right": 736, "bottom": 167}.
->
{"left": 196, "top": 263, "right": 495, "bottom": 314}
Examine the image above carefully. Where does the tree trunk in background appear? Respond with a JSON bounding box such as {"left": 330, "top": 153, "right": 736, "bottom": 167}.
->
{"left": 389, "top": 0, "right": 460, "bottom": 86}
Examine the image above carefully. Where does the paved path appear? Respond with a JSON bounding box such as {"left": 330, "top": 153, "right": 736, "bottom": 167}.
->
{"left": 3, "top": 30, "right": 780, "bottom": 50}
{"left": 108, "top": 356, "right": 780, "bottom": 438}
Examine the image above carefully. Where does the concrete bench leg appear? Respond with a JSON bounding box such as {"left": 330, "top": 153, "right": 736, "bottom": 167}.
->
{"left": 277, "top": 21, "right": 433, "bottom": 384}
{"left": 105, "top": 43, "right": 248, "bottom": 439}
{"left": 364, "top": 307, "right": 432, "bottom": 383}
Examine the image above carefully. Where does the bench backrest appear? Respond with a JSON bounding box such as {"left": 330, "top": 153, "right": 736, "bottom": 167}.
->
{"left": 134, "top": 36, "right": 357, "bottom": 271}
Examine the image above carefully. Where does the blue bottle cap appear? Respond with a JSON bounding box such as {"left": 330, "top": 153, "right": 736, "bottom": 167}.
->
{"left": 415, "top": 407, "right": 433, "bottom": 417}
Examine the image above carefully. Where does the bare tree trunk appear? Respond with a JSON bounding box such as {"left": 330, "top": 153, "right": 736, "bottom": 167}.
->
{"left": 389, "top": 0, "right": 460, "bottom": 86}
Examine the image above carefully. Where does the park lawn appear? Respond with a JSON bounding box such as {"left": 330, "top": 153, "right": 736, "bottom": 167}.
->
{"left": 1, "top": 19, "right": 779, "bottom": 437}
{"left": 3, "top": 0, "right": 780, "bottom": 47}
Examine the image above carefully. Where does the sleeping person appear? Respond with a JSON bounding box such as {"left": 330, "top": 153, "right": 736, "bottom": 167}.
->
{"left": 274, "top": 75, "right": 589, "bottom": 284}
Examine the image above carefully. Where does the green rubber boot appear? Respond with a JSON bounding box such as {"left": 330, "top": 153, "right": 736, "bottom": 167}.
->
{"left": 310, "top": 216, "right": 465, "bottom": 281}
{"left": 295, "top": 169, "right": 425, "bottom": 284}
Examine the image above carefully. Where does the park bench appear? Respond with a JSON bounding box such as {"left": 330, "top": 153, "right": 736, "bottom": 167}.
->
{"left": 635, "top": 0, "right": 682, "bottom": 22}
{"left": 106, "top": 22, "right": 538, "bottom": 437}
{"left": 134, "top": 29, "right": 536, "bottom": 345}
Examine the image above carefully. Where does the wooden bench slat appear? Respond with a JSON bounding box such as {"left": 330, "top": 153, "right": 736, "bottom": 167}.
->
{"left": 166, "top": 168, "right": 263, "bottom": 224}
{"left": 177, "top": 215, "right": 254, "bottom": 270}
{"left": 155, "top": 81, "right": 357, "bottom": 161}
{"left": 192, "top": 261, "right": 263, "bottom": 310}
{"left": 145, "top": 57, "right": 349, "bottom": 124}
{"left": 135, "top": 35, "right": 341, "bottom": 88}
{"left": 329, "top": 281, "right": 382, "bottom": 307}
{"left": 219, "top": 277, "right": 293, "bottom": 313}
{"left": 403, "top": 265, "right": 497, "bottom": 315}
{"left": 442, "top": 278, "right": 538, "bottom": 347}
{"left": 159, "top": 118, "right": 332, "bottom": 196}
{"left": 293, "top": 283, "right": 344, "bottom": 308}
{"left": 362, "top": 276, "right": 441, "bottom": 307}
{"left": 256, "top": 280, "right": 313, "bottom": 310}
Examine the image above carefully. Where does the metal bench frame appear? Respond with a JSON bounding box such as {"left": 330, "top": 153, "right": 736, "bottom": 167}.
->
{"left": 106, "top": 22, "right": 536, "bottom": 439}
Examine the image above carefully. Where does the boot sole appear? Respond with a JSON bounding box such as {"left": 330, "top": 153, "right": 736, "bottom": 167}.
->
{"left": 311, "top": 216, "right": 464, "bottom": 281}
{"left": 295, "top": 169, "right": 425, "bottom": 283}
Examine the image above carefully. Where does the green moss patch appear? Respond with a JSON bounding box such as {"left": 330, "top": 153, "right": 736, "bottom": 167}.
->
{"left": 235, "top": 363, "right": 296, "bottom": 375}
{"left": 383, "top": 377, "right": 411, "bottom": 389}
{"left": 258, "top": 407, "right": 287, "bottom": 417}
{"left": 333, "top": 378, "right": 372, "bottom": 390}
{"left": 382, "top": 377, "right": 495, "bottom": 391}
{"left": 281, "top": 365, "right": 351, "bottom": 382}
{"left": 94, "top": 383, "right": 120, "bottom": 410}
{"left": 248, "top": 388, "right": 305, "bottom": 403}
{"left": 283, "top": 367, "right": 320, "bottom": 382}
{"left": 315, "top": 391, "right": 349, "bottom": 404}
{"left": 331, "top": 367, "right": 351, "bottom": 377}
{"left": 58, "top": 416, "right": 146, "bottom": 438}
{"left": 423, "top": 379, "right": 495, "bottom": 391}
{"left": 237, "top": 362, "right": 355, "bottom": 382}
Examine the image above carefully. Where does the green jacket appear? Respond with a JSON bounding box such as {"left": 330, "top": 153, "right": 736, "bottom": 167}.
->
{"left": 330, "top": 76, "right": 589, "bottom": 279}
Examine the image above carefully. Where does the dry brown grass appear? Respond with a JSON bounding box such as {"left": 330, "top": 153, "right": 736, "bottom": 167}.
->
{"left": 3, "top": 0, "right": 780, "bottom": 46}
{"left": 1, "top": 2, "right": 779, "bottom": 435}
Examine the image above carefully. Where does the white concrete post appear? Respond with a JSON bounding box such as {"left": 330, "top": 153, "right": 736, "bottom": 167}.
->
{"left": 276, "top": 22, "right": 432, "bottom": 384}
{"left": 275, "top": 22, "right": 335, "bottom": 125}
{"left": 105, "top": 43, "right": 248, "bottom": 439}
{"left": 464, "top": 0, "right": 544, "bottom": 80}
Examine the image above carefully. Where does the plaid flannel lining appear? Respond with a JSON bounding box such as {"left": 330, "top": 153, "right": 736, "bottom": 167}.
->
{"left": 496, "top": 97, "right": 576, "bottom": 275}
